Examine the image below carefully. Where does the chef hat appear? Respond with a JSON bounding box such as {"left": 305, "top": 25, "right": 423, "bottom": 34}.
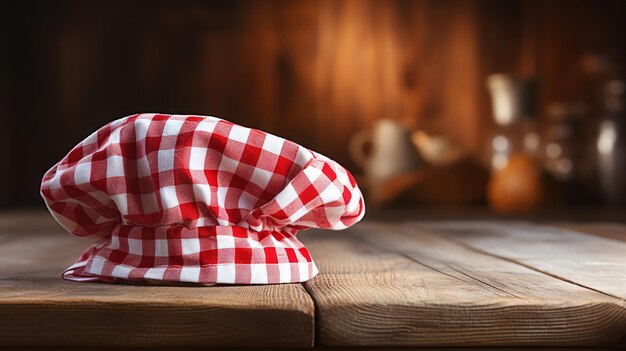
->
{"left": 41, "top": 114, "right": 365, "bottom": 285}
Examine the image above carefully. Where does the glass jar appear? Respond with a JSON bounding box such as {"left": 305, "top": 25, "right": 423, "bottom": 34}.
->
{"left": 486, "top": 74, "right": 539, "bottom": 171}
{"left": 596, "top": 80, "right": 626, "bottom": 206}
{"left": 542, "top": 102, "right": 584, "bottom": 182}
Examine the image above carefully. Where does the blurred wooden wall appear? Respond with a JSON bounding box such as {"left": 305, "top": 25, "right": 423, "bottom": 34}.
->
{"left": 1, "top": 0, "right": 624, "bottom": 208}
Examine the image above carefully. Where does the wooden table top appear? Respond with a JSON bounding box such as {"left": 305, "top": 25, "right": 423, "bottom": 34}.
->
{"left": 1, "top": 211, "right": 625, "bottom": 348}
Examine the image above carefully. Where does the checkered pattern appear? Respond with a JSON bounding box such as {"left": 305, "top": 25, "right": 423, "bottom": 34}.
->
{"left": 41, "top": 113, "right": 365, "bottom": 285}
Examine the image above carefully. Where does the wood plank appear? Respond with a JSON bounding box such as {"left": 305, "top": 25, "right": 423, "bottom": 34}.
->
{"left": 301, "top": 223, "right": 626, "bottom": 347}
{"left": 554, "top": 223, "right": 626, "bottom": 243}
{"left": 420, "top": 221, "right": 626, "bottom": 301}
{"left": 0, "top": 216, "right": 314, "bottom": 348}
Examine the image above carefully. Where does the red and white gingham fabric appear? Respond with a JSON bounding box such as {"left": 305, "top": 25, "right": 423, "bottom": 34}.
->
{"left": 40, "top": 113, "right": 365, "bottom": 285}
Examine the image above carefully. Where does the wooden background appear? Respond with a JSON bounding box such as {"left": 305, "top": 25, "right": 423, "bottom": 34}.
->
{"left": 1, "top": 0, "right": 624, "bottom": 208}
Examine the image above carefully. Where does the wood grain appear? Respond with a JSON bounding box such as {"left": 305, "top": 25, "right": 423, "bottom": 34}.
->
{"left": 0, "top": 217, "right": 314, "bottom": 348}
{"left": 4, "top": 212, "right": 626, "bottom": 348}
{"left": 554, "top": 222, "right": 626, "bottom": 243}
{"left": 421, "top": 221, "right": 626, "bottom": 301}
{"left": 4, "top": 0, "right": 625, "bottom": 208}
{"left": 301, "top": 223, "right": 626, "bottom": 347}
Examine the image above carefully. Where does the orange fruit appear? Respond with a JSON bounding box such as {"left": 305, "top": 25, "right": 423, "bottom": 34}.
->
{"left": 488, "top": 154, "right": 543, "bottom": 213}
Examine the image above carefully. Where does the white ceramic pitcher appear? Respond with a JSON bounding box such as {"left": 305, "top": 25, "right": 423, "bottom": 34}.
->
{"left": 349, "top": 119, "right": 422, "bottom": 187}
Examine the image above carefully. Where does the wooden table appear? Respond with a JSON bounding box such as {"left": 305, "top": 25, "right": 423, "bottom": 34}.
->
{"left": 1, "top": 211, "right": 626, "bottom": 349}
